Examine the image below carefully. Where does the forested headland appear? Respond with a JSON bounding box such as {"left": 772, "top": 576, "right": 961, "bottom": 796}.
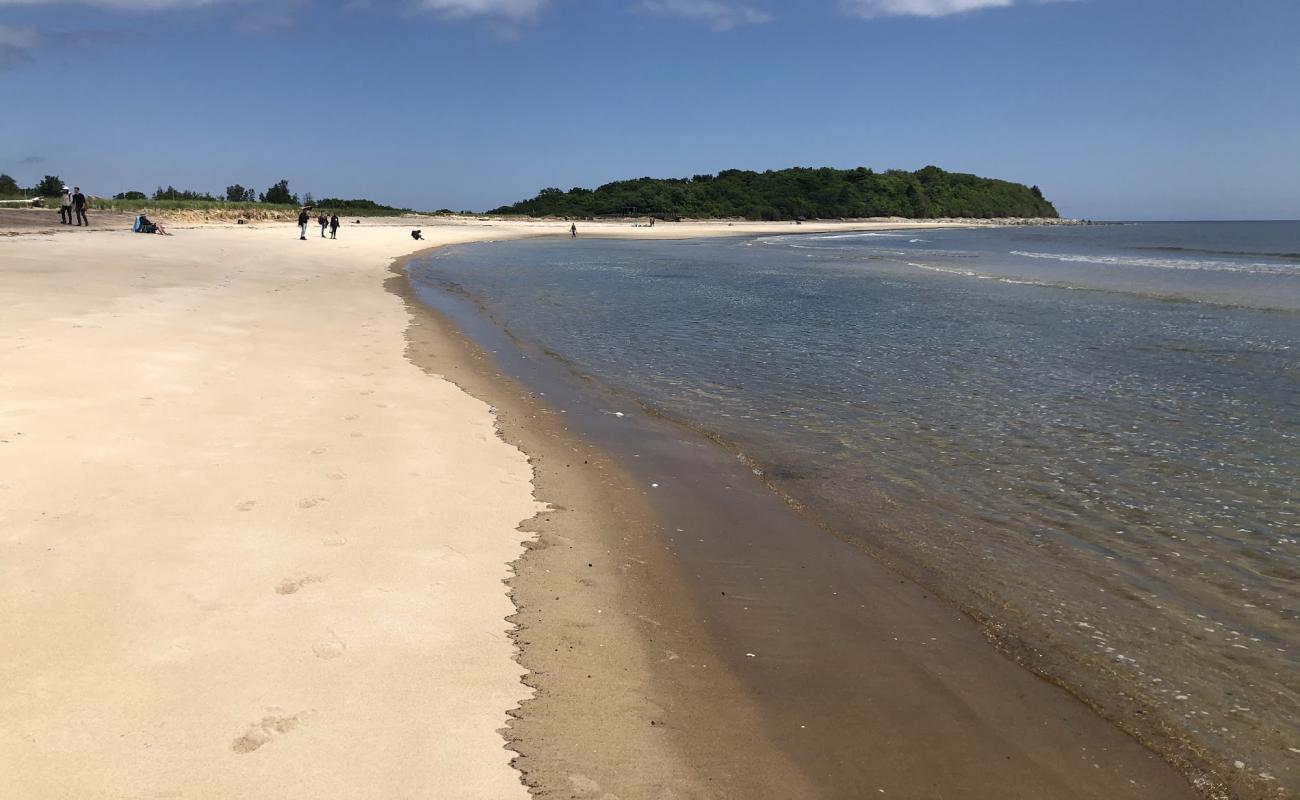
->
{"left": 491, "top": 166, "right": 1058, "bottom": 220}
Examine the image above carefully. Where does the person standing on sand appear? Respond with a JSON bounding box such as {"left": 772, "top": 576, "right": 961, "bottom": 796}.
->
{"left": 72, "top": 187, "right": 88, "bottom": 226}
{"left": 297, "top": 208, "right": 309, "bottom": 240}
{"left": 570, "top": 223, "right": 577, "bottom": 238}
{"left": 318, "top": 212, "right": 328, "bottom": 238}
{"left": 59, "top": 187, "right": 72, "bottom": 224}
{"left": 329, "top": 213, "right": 339, "bottom": 239}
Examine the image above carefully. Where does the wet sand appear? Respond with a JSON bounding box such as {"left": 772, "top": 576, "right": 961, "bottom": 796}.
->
{"left": 402, "top": 263, "right": 1204, "bottom": 798}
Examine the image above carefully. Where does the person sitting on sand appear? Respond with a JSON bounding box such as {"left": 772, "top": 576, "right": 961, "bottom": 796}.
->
{"left": 329, "top": 213, "right": 339, "bottom": 239}
{"left": 411, "top": 230, "right": 423, "bottom": 241}
{"left": 132, "top": 214, "right": 167, "bottom": 235}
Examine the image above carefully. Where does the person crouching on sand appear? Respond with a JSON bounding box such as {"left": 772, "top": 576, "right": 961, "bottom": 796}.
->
{"left": 298, "top": 208, "right": 309, "bottom": 240}
{"left": 329, "top": 213, "right": 339, "bottom": 239}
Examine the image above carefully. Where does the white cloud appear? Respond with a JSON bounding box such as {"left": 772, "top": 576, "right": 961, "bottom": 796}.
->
{"left": 842, "top": 0, "right": 1015, "bottom": 18}
{"left": 409, "top": 0, "right": 548, "bottom": 21}
{"left": 0, "top": 0, "right": 551, "bottom": 21}
{"left": 641, "top": 0, "right": 771, "bottom": 30}
{"left": 0, "top": 23, "right": 40, "bottom": 66}
{"left": 0, "top": 0, "right": 240, "bottom": 7}
{"left": 0, "top": 24, "right": 42, "bottom": 48}
{"left": 0, "top": 21, "right": 136, "bottom": 67}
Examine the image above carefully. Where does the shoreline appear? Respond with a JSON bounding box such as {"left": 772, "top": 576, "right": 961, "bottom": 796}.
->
{"left": 0, "top": 216, "right": 1228, "bottom": 798}
{"left": 386, "top": 259, "right": 824, "bottom": 797}
{"left": 397, "top": 242, "right": 1205, "bottom": 798}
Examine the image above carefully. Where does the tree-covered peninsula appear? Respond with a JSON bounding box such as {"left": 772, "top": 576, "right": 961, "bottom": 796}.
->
{"left": 491, "top": 165, "right": 1058, "bottom": 220}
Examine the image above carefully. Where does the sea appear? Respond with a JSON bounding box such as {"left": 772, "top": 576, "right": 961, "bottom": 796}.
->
{"left": 407, "top": 221, "right": 1299, "bottom": 789}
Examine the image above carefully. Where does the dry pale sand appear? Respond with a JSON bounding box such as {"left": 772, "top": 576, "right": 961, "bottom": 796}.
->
{"left": 0, "top": 215, "right": 948, "bottom": 799}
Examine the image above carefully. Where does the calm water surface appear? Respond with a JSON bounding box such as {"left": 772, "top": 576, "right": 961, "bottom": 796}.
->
{"left": 409, "top": 222, "right": 1299, "bottom": 788}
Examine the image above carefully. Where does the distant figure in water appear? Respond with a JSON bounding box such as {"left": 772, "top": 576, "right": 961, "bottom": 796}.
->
{"left": 318, "top": 212, "right": 328, "bottom": 238}
{"left": 329, "top": 213, "right": 339, "bottom": 239}
{"left": 297, "top": 208, "right": 309, "bottom": 240}
{"left": 411, "top": 230, "right": 423, "bottom": 241}
{"left": 570, "top": 223, "right": 577, "bottom": 238}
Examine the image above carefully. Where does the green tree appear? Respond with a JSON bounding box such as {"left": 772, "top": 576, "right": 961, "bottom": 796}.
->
{"left": 226, "top": 184, "right": 255, "bottom": 202}
{"left": 114, "top": 191, "right": 147, "bottom": 200}
{"left": 33, "top": 175, "right": 63, "bottom": 196}
{"left": 152, "top": 186, "right": 214, "bottom": 201}
{"left": 0, "top": 173, "right": 21, "bottom": 198}
{"left": 491, "top": 165, "right": 1058, "bottom": 220}
{"left": 263, "top": 179, "right": 297, "bottom": 205}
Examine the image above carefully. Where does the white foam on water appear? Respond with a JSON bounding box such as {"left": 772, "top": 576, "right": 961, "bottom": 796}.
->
{"left": 809, "top": 232, "right": 910, "bottom": 240}
{"left": 905, "top": 261, "right": 1076, "bottom": 290}
{"left": 1010, "top": 250, "right": 1297, "bottom": 276}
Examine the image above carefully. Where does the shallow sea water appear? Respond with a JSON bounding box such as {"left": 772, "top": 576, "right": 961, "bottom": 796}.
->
{"left": 409, "top": 222, "right": 1300, "bottom": 790}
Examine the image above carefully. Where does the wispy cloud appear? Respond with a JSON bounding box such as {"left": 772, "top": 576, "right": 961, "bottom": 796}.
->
{"left": 0, "top": 0, "right": 243, "bottom": 8}
{"left": 841, "top": 0, "right": 1017, "bottom": 18}
{"left": 408, "top": 0, "right": 548, "bottom": 22}
{"left": 0, "top": 0, "right": 552, "bottom": 30}
{"left": 19, "top": 155, "right": 46, "bottom": 165}
{"left": 0, "top": 22, "right": 134, "bottom": 68}
{"left": 641, "top": 0, "right": 772, "bottom": 30}
{"left": 0, "top": 23, "right": 41, "bottom": 68}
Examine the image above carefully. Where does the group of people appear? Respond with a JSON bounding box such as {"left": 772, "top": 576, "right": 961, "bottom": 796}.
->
{"left": 298, "top": 209, "right": 341, "bottom": 240}
{"left": 58, "top": 186, "right": 89, "bottom": 226}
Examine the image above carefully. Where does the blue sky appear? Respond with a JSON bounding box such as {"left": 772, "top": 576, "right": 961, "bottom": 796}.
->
{"left": 1, "top": 0, "right": 1296, "bottom": 219}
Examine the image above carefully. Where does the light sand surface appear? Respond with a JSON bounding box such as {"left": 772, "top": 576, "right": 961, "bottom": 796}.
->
{"left": 0, "top": 216, "right": 947, "bottom": 798}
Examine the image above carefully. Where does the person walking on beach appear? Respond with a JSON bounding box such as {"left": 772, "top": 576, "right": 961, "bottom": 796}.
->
{"left": 318, "top": 212, "right": 328, "bottom": 238}
{"left": 297, "top": 208, "right": 309, "bottom": 240}
{"left": 570, "top": 223, "right": 577, "bottom": 238}
{"left": 329, "top": 213, "right": 339, "bottom": 239}
{"left": 59, "top": 187, "right": 72, "bottom": 224}
{"left": 72, "top": 187, "right": 88, "bottom": 226}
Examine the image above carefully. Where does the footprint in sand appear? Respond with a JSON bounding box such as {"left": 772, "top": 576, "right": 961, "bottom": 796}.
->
{"left": 275, "top": 574, "right": 323, "bottom": 595}
{"left": 310, "top": 447, "right": 327, "bottom": 455}
{"left": 566, "top": 774, "right": 608, "bottom": 797}
{"left": 343, "top": 414, "right": 359, "bottom": 421}
{"left": 298, "top": 496, "right": 326, "bottom": 509}
{"left": 312, "top": 630, "right": 347, "bottom": 660}
{"left": 230, "top": 710, "right": 311, "bottom": 754}
{"left": 322, "top": 535, "right": 347, "bottom": 547}
{"left": 235, "top": 500, "right": 257, "bottom": 512}
{"left": 325, "top": 472, "right": 345, "bottom": 481}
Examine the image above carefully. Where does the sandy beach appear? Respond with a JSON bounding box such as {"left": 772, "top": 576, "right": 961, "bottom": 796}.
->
{"left": 0, "top": 211, "right": 1203, "bottom": 798}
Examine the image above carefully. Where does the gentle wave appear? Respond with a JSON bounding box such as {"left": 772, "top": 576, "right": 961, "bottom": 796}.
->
{"left": 906, "top": 261, "right": 1073, "bottom": 289}
{"left": 808, "top": 232, "right": 911, "bottom": 240}
{"left": 1135, "top": 245, "right": 1300, "bottom": 261}
{"left": 1010, "top": 250, "right": 1297, "bottom": 275}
